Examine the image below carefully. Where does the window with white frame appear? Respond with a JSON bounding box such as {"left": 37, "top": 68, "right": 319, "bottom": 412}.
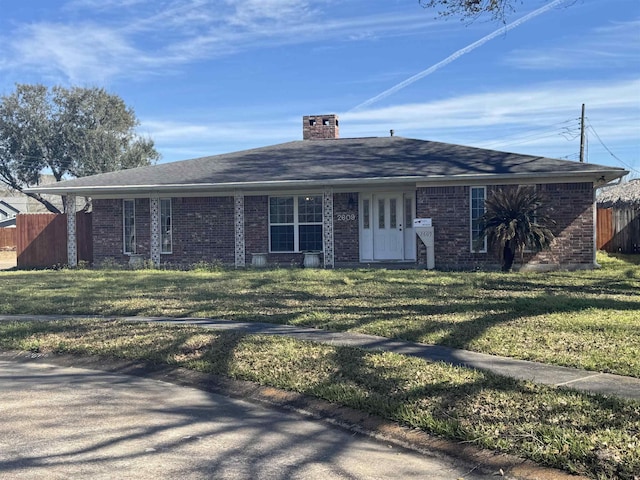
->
{"left": 123, "top": 199, "right": 136, "bottom": 254}
{"left": 269, "top": 195, "right": 323, "bottom": 252}
{"left": 362, "top": 198, "right": 370, "bottom": 229}
{"left": 405, "top": 196, "right": 413, "bottom": 230}
{"left": 160, "top": 198, "right": 172, "bottom": 254}
{"left": 470, "top": 187, "right": 487, "bottom": 252}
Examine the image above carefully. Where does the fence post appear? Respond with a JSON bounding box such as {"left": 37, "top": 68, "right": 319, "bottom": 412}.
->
{"left": 66, "top": 195, "right": 77, "bottom": 267}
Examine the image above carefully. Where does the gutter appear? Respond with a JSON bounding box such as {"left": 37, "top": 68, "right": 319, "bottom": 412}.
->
{"left": 25, "top": 169, "right": 628, "bottom": 197}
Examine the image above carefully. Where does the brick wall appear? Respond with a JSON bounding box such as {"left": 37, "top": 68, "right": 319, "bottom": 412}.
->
{"left": 93, "top": 197, "right": 236, "bottom": 267}
{"left": 244, "top": 195, "right": 269, "bottom": 256}
{"left": 416, "top": 186, "right": 489, "bottom": 269}
{"left": 136, "top": 199, "right": 150, "bottom": 256}
{"left": 334, "top": 192, "right": 359, "bottom": 263}
{"left": 93, "top": 198, "right": 134, "bottom": 266}
{"left": 527, "top": 182, "right": 595, "bottom": 268}
{"left": 416, "top": 183, "right": 595, "bottom": 270}
{"left": 92, "top": 184, "right": 595, "bottom": 271}
{"left": 169, "top": 196, "right": 235, "bottom": 265}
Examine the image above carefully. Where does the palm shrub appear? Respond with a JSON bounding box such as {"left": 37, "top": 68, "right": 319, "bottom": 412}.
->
{"left": 478, "top": 186, "right": 556, "bottom": 272}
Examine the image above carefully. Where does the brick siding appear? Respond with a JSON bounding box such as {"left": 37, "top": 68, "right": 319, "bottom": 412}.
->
{"left": 416, "top": 183, "right": 595, "bottom": 270}
{"left": 333, "top": 192, "right": 359, "bottom": 263}
{"left": 527, "top": 182, "right": 595, "bottom": 268}
{"left": 93, "top": 198, "right": 151, "bottom": 266}
{"left": 92, "top": 184, "right": 595, "bottom": 271}
{"left": 168, "top": 196, "right": 235, "bottom": 265}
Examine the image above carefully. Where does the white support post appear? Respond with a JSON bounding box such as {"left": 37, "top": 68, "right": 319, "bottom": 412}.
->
{"left": 323, "top": 189, "right": 334, "bottom": 268}
{"left": 234, "top": 191, "right": 245, "bottom": 268}
{"left": 150, "top": 196, "right": 161, "bottom": 267}
{"left": 66, "top": 194, "right": 77, "bottom": 267}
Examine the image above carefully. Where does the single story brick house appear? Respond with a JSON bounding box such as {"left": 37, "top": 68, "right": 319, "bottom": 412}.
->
{"left": 29, "top": 114, "right": 627, "bottom": 270}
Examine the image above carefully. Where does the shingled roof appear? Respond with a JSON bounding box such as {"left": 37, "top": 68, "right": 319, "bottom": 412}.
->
{"left": 29, "top": 136, "right": 627, "bottom": 196}
{"left": 597, "top": 179, "right": 640, "bottom": 208}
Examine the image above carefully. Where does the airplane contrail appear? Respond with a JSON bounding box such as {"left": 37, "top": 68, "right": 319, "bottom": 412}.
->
{"left": 349, "top": 0, "right": 569, "bottom": 112}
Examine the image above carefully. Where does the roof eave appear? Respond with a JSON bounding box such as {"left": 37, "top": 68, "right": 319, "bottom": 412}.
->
{"left": 25, "top": 168, "right": 627, "bottom": 197}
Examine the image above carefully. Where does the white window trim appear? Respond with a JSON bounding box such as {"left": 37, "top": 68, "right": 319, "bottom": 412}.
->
{"left": 269, "top": 195, "right": 323, "bottom": 253}
{"left": 160, "top": 198, "right": 172, "bottom": 254}
{"left": 470, "top": 186, "right": 487, "bottom": 253}
{"left": 123, "top": 199, "right": 136, "bottom": 255}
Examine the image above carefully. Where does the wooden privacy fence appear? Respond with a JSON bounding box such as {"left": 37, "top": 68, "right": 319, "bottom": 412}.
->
{"left": 597, "top": 207, "right": 640, "bottom": 254}
{"left": 0, "top": 228, "right": 16, "bottom": 249}
{"left": 16, "top": 213, "right": 93, "bottom": 268}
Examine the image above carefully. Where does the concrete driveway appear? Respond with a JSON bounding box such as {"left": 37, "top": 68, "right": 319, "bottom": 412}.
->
{"left": 0, "top": 360, "right": 497, "bottom": 480}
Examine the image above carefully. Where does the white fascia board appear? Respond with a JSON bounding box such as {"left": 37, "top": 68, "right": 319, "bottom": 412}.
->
{"left": 26, "top": 169, "right": 627, "bottom": 197}
{"left": 25, "top": 177, "right": 423, "bottom": 197}
{"left": 416, "top": 170, "right": 628, "bottom": 187}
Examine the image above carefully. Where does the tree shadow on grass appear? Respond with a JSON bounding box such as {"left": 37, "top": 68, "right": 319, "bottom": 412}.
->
{"left": 2, "top": 268, "right": 639, "bottom": 377}
{"left": 312, "top": 345, "right": 639, "bottom": 479}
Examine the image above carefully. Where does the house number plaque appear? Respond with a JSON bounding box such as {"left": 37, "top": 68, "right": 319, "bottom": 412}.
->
{"left": 336, "top": 213, "right": 356, "bottom": 222}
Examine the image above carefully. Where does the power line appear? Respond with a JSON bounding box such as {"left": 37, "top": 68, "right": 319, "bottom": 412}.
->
{"left": 481, "top": 118, "right": 579, "bottom": 149}
{"left": 586, "top": 119, "right": 639, "bottom": 174}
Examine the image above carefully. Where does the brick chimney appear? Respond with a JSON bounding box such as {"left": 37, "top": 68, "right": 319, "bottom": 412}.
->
{"left": 302, "top": 114, "right": 339, "bottom": 140}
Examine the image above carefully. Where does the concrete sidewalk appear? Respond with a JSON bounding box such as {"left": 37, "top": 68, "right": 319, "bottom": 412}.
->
{"left": 1, "top": 314, "right": 639, "bottom": 400}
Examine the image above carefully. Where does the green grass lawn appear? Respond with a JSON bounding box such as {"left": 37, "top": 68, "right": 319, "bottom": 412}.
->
{"left": 2, "top": 252, "right": 638, "bottom": 377}
{"left": 0, "top": 319, "right": 638, "bottom": 479}
{"left": 1, "top": 253, "right": 639, "bottom": 478}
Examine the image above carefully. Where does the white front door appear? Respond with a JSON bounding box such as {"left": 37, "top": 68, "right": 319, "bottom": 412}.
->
{"left": 373, "top": 193, "right": 404, "bottom": 260}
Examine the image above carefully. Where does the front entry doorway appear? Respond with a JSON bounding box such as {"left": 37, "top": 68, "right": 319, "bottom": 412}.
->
{"left": 360, "top": 192, "right": 416, "bottom": 262}
{"left": 373, "top": 193, "right": 404, "bottom": 260}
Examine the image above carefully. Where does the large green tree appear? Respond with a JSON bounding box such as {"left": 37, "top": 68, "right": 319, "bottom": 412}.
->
{"left": 0, "top": 84, "right": 159, "bottom": 213}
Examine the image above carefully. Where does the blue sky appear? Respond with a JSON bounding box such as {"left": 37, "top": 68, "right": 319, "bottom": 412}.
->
{"left": 1, "top": 0, "right": 639, "bottom": 177}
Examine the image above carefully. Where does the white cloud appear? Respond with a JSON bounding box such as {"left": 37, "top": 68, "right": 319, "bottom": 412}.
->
{"left": 341, "top": 79, "right": 640, "bottom": 168}
{"left": 65, "top": 0, "right": 147, "bottom": 9}
{"left": 505, "top": 18, "right": 640, "bottom": 70}
{"left": 0, "top": 1, "right": 437, "bottom": 84}
{"left": 5, "top": 23, "right": 146, "bottom": 84}
{"left": 223, "top": 0, "right": 316, "bottom": 26}
{"left": 141, "top": 79, "right": 639, "bottom": 169}
{"left": 343, "top": 79, "right": 640, "bottom": 130}
{"left": 143, "top": 118, "right": 296, "bottom": 144}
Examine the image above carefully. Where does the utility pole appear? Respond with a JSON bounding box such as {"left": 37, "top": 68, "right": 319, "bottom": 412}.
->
{"left": 579, "top": 103, "right": 586, "bottom": 163}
